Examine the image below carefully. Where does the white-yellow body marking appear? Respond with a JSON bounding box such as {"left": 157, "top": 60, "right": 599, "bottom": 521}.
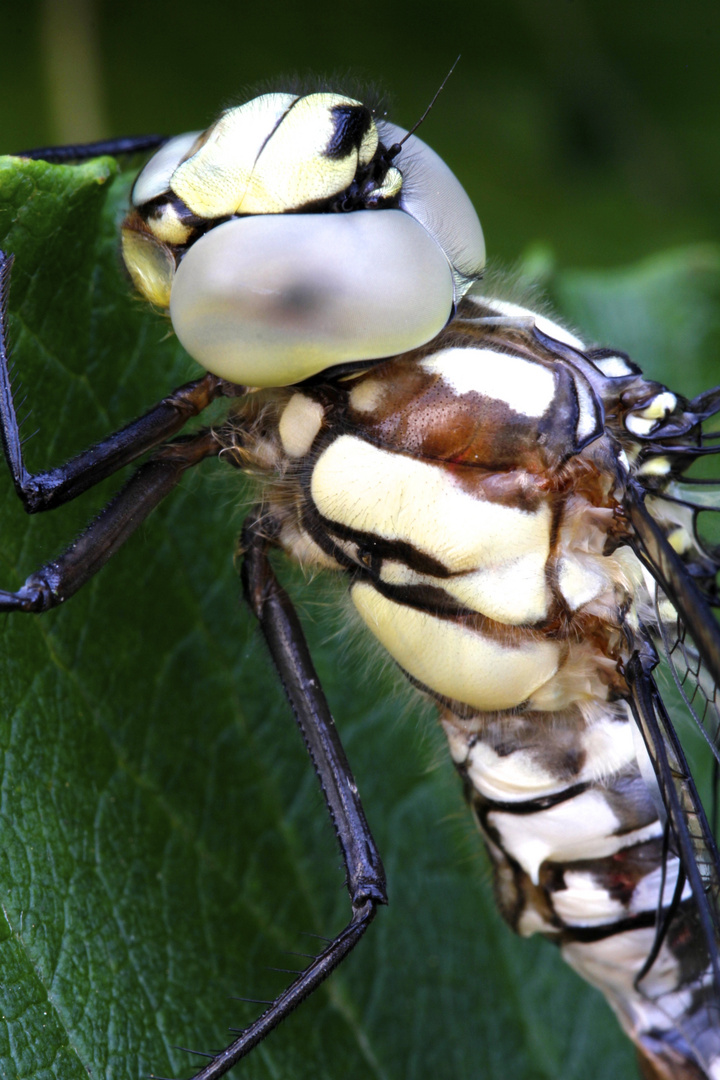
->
{"left": 347, "top": 377, "right": 387, "bottom": 414}
{"left": 638, "top": 391, "right": 678, "bottom": 419}
{"left": 626, "top": 415, "right": 659, "bottom": 437}
{"left": 488, "top": 793, "right": 661, "bottom": 885}
{"left": 453, "top": 714, "right": 637, "bottom": 803}
{"left": 638, "top": 455, "right": 672, "bottom": 476}
{"left": 557, "top": 555, "right": 608, "bottom": 610}
{"left": 592, "top": 354, "right": 636, "bottom": 377}
{"left": 553, "top": 871, "right": 628, "bottom": 925}
{"left": 278, "top": 395, "right": 325, "bottom": 459}
{"left": 579, "top": 712, "right": 638, "bottom": 778}
{"left": 377, "top": 556, "right": 549, "bottom": 624}
{"left": 351, "top": 582, "right": 560, "bottom": 712}
{"left": 630, "top": 862, "right": 692, "bottom": 915}
{"left": 311, "top": 435, "right": 552, "bottom": 576}
{"left": 574, "top": 377, "right": 603, "bottom": 442}
{"left": 561, "top": 931, "right": 700, "bottom": 1034}
{"left": 554, "top": 502, "right": 642, "bottom": 615}
{"left": 420, "top": 347, "right": 556, "bottom": 417}
{"left": 472, "top": 296, "right": 586, "bottom": 350}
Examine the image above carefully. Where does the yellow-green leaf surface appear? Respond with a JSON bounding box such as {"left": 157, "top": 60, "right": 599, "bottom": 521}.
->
{"left": 0, "top": 153, "right": 717, "bottom": 1080}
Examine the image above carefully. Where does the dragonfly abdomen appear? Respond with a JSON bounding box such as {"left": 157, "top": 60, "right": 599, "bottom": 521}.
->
{"left": 445, "top": 697, "right": 719, "bottom": 1079}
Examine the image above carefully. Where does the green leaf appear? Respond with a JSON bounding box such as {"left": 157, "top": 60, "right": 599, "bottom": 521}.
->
{"left": 3, "top": 153, "right": 719, "bottom": 1080}
{"left": 549, "top": 244, "right": 720, "bottom": 394}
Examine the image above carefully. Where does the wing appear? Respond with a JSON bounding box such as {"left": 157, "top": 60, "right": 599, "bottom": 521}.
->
{"left": 621, "top": 384, "right": 720, "bottom": 1015}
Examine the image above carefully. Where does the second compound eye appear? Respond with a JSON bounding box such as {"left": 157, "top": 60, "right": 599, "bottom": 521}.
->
{"left": 169, "top": 210, "right": 455, "bottom": 387}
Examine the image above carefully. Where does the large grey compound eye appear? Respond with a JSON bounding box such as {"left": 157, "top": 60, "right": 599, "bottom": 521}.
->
{"left": 376, "top": 121, "right": 485, "bottom": 297}
{"left": 169, "top": 210, "right": 455, "bottom": 387}
{"left": 131, "top": 131, "right": 203, "bottom": 207}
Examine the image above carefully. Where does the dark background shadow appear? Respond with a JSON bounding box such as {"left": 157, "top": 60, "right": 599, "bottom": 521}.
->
{"left": 2, "top": 0, "right": 718, "bottom": 269}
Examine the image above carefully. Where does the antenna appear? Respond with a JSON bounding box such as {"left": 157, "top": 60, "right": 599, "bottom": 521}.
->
{"left": 385, "top": 56, "right": 461, "bottom": 160}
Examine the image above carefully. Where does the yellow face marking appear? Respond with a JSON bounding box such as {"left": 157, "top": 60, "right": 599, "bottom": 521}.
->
{"left": 311, "top": 435, "right": 552, "bottom": 574}
{"left": 121, "top": 227, "right": 176, "bottom": 308}
{"left": 169, "top": 93, "right": 296, "bottom": 218}
{"left": 357, "top": 122, "right": 378, "bottom": 166}
{"left": 351, "top": 582, "right": 560, "bottom": 712}
{"left": 366, "top": 165, "right": 402, "bottom": 203}
{"left": 278, "top": 394, "right": 325, "bottom": 459}
{"left": 171, "top": 92, "right": 377, "bottom": 218}
{"left": 145, "top": 203, "right": 193, "bottom": 246}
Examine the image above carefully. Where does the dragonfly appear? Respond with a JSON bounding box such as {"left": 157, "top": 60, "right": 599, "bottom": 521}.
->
{"left": 0, "top": 89, "right": 719, "bottom": 1080}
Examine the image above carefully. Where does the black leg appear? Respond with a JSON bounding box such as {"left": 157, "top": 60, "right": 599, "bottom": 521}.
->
{"left": 627, "top": 652, "right": 720, "bottom": 987}
{"left": 176, "top": 509, "right": 387, "bottom": 1080}
{"left": 11, "top": 134, "right": 168, "bottom": 163}
{"left": 0, "top": 429, "right": 220, "bottom": 613}
{"left": 0, "top": 250, "right": 228, "bottom": 513}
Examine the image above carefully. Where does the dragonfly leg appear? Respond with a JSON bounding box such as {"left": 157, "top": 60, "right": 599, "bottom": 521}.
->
{"left": 178, "top": 509, "right": 387, "bottom": 1080}
{"left": 0, "top": 250, "right": 227, "bottom": 513}
{"left": 11, "top": 134, "right": 168, "bottom": 163}
{"left": 0, "top": 429, "right": 220, "bottom": 613}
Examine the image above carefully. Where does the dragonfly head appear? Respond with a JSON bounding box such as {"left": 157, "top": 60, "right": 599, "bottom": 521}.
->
{"left": 121, "top": 91, "right": 485, "bottom": 388}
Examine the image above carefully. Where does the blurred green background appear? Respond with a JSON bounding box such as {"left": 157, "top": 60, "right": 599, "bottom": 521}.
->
{"left": 1, "top": 0, "right": 718, "bottom": 269}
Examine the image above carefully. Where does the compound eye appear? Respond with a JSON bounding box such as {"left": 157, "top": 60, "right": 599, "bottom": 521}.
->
{"left": 376, "top": 121, "right": 485, "bottom": 292}
{"left": 131, "top": 131, "right": 202, "bottom": 206}
{"left": 169, "top": 210, "right": 454, "bottom": 387}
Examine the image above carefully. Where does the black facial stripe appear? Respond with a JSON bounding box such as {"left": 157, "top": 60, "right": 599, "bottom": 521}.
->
{"left": 324, "top": 104, "right": 373, "bottom": 160}
{"left": 142, "top": 192, "right": 203, "bottom": 227}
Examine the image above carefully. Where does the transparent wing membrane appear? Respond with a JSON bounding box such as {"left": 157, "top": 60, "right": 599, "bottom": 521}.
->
{"left": 656, "top": 591, "right": 720, "bottom": 767}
